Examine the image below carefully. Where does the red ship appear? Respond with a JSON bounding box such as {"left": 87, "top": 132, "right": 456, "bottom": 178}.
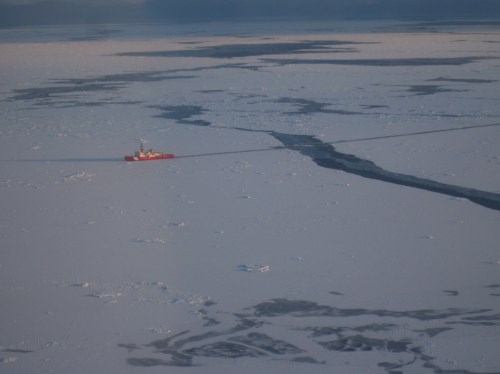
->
{"left": 124, "top": 143, "right": 175, "bottom": 161}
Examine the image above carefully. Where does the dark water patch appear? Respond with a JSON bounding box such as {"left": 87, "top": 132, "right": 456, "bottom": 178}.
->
{"left": 2, "top": 348, "right": 33, "bottom": 353}
{"left": 204, "top": 300, "right": 217, "bottom": 307}
{"left": 447, "top": 313, "right": 500, "bottom": 327}
{"left": 53, "top": 71, "right": 195, "bottom": 86}
{"left": 199, "top": 308, "right": 221, "bottom": 327}
{"left": 382, "top": 20, "right": 500, "bottom": 34}
{"left": 147, "top": 331, "right": 189, "bottom": 351}
{"left": 269, "top": 132, "right": 500, "bottom": 211}
{"left": 263, "top": 56, "right": 490, "bottom": 67}
{"left": 378, "top": 357, "right": 418, "bottom": 372}
{"left": 186, "top": 341, "right": 265, "bottom": 358}
{"left": 66, "top": 28, "right": 123, "bottom": 42}
{"left": 361, "top": 104, "right": 389, "bottom": 109}
{"left": 8, "top": 71, "right": 195, "bottom": 106}
{"left": 428, "top": 77, "right": 497, "bottom": 84}
{"left": 485, "top": 284, "right": 500, "bottom": 294}
{"left": 353, "top": 324, "right": 398, "bottom": 333}
{"left": 214, "top": 62, "right": 267, "bottom": 71}
{"left": 175, "top": 123, "right": 500, "bottom": 182}
{"left": 301, "top": 323, "right": 397, "bottom": 338}
{"left": 202, "top": 317, "right": 221, "bottom": 327}
{"left": 49, "top": 99, "right": 143, "bottom": 109}
{"left": 116, "top": 40, "right": 362, "bottom": 59}
{"left": 443, "top": 290, "right": 459, "bottom": 296}
{"left": 414, "top": 327, "right": 454, "bottom": 338}
{"left": 230, "top": 333, "right": 304, "bottom": 355}
{"left": 291, "top": 356, "right": 325, "bottom": 364}
{"left": 253, "top": 299, "right": 332, "bottom": 317}
{"left": 277, "top": 97, "right": 328, "bottom": 114}
{"left": 406, "top": 85, "right": 466, "bottom": 96}
{"left": 414, "top": 20, "right": 500, "bottom": 28}
{"left": 9, "top": 83, "right": 124, "bottom": 103}
{"left": 302, "top": 326, "right": 344, "bottom": 338}
{"left": 360, "top": 97, "right": 489, "bottom": 117}
{"left": 177, "top": 40, "right": 206, "bottom": 45}
{"left": 6, "top": 64, "right": 266, "bottom": 107}
{"left": 149, "top": 317, "right": 262, "bottom": 353}
{"left": 319, "top": 335, "right": 411, "bottom": 353}
{"left": 252, "top": 299, "right": 491, "bottom": 321}
{"left": 151, "top": 105, "right": 211, "bottom": 126}
{"left": 122, "top": 297, "right": 499, "bottom": 372}
{"left": 196, "top": 89, "right": 225, "bottom": 94}
{"left": 329, "top": 291, "right": 344, "bottom": 296}
{"left": 277, "top": 97, "right": 364, "bottom": 115}
{"left": 127, "top": 356, "right": 193, "bottom": 367}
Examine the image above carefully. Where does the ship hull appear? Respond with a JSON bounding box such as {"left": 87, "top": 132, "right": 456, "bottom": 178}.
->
{"left": 124, "top": 154, "right": 175, "bottom": 161}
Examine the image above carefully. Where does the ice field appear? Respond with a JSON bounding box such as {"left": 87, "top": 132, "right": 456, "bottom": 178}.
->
{"left": 1, "top": 20, "right": 500, "bottom": 373}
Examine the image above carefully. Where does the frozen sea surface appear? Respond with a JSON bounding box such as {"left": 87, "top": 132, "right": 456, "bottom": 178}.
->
{"left": 1, "top": 20, "right": 500, "bottom": 373}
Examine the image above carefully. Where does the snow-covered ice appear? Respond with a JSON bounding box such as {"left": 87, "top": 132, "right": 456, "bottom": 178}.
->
{"left": 1, "top": 20, "right": 500, "bottom": 373}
